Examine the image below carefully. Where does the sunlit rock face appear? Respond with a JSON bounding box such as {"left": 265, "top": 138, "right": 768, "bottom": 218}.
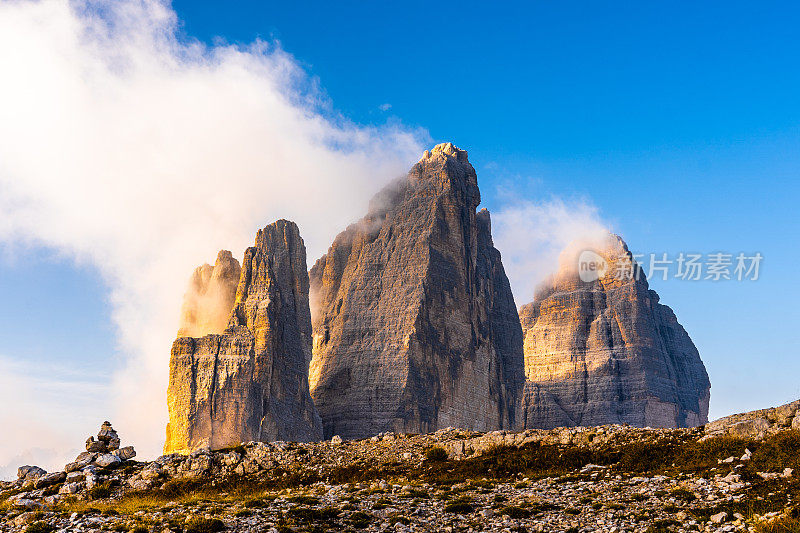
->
{"left": 177, "top": 250, "right": 241, "bottom": 338}
{"left": 165, "top": 220, "right": 323, "bottom": 454}
{"left": 519, "top": 234, "right": 710, "bottom": 429}
{"left": 309, "top": 143, "right": 526, "bottom": 440}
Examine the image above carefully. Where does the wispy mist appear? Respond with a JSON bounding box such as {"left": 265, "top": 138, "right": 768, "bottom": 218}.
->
{"left": 0, "top": 0, "right": 424, "bottom": 471}
{"left": 492, "top": 196, "right": 611, "bottom": 305}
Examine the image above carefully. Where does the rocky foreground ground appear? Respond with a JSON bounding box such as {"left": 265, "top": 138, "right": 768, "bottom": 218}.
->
{"left": 3, "top": 406, "right": 800, "bottom": 533}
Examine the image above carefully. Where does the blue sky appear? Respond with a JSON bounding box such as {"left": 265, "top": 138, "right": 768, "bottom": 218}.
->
{"left": 1, "top": 0, "right": 799, "bottom": 468}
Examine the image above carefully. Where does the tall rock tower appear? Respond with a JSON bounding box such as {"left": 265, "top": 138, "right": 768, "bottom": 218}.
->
{"left": 519, "top": 234, "right": 711, "bottom": 429}
{"left": 309, "top": 143, "right": 525, "bottom": 439}
{"left": 165, "top": 220, "right": 323, "bottom": 454}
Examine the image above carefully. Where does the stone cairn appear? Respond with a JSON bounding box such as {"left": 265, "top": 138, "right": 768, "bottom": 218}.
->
{"left": 8, "top": 422, "right": 136, "bottom": 508}
{"left": 79, "top": 421, "right": 136, "bottom": 466}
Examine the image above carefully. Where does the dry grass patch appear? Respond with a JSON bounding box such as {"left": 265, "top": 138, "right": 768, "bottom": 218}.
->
{"left": 754, "top": 516, "right": 800, "bottom": 533}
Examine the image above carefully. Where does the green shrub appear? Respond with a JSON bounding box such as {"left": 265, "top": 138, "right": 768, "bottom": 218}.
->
{"left": 159, "top": 479, "right": 200, "bottom": 498}
{"left": 529, "top": 501, "right": 561, "bottom": 513}
{"left": 349, "top": 511, "right": 371, "bottom": 528}
{"left": 617, "top": 436, "right": 750, "bottom": 475}
{"left": 25, "top": 523, "right": 55, "bottom": 533}
{"left": 444, "top": 501, "right": 474, "bottom": 513}
{"left": 184, "top": 517, "right": 224, "bottom": 533}
{"left": 388, "top": 514, "right": 410, "bottom": 525}
{"left": 499, "top": 506, "right": 530, "bottom": 518}
{"left": 646, "top": 519, "right": 679, "bottom": 533}
{"left": 42, "top": 484, "right": 61, "bottom": 496}
{"left": 288, "top": 495, "right": 319, "bottom": 505}
{"left": 750, "top": 431, "right": 800, "bottom": 473}
{"left": 670, "top": 487, "right": 697, "bottom": 502}
{"left": 425, "top": 447, "right": 449, "bottom": 462}
{"left": 753, "top": 515, "right": 800, "bottom": 533}
{"left": 372, "top": 497, "right": 393, "bottom": 510}
{"left": 286, "top": 507, "right": 338, "bottom": 521}
{"left": 243, "top": 498, "right": 265, "bottom": 508}
{"left": 400, "top": 488, "right": 428, "bottom": 499}
{"left": 90, "top": 481, "right": 113, "bottom": 499}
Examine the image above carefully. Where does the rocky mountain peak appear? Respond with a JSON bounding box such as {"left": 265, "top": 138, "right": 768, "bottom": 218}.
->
{"left": 309, "top": 144, "right": 524, "bottom": 440}
{"left": 411, "top": 142, "right": 480, "bottom": 208}
{"left": 520, "top": 232, "right": 710, "bottom": 429}
{"left": 423, "top": 142, "right": 470, "bottom": 162}
{"left": 165, "top": 219, "right": 322, "bottom": 454}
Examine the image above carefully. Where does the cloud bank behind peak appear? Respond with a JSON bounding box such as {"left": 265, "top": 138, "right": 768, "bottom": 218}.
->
{"left": 0, "top": 0, "right": 425, "bottom": 468}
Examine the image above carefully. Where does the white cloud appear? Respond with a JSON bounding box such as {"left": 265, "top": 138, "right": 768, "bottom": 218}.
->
{"left": 379, "top": 103, "right": 392, "bottom": 111}
{"left": 0, "top": 0, "right": 424, "bottom": 470}
{"left": 492, "top": 195, "right": 611, "bottom": 305}
{"left": 0, "top": 355, "right": 108, "bottom": 479}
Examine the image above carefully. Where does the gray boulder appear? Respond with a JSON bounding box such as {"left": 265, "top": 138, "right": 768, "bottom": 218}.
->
{"left": 113, "top": 446, "right": 136, "bottom": 461}
{"left": 95, "top": 454, "right": 121, "bottom": 468}
{"left": 17, "top": 465, "right": 46, "bottom": 481}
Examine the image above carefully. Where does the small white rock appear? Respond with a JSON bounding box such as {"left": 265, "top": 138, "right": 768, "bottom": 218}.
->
{"left": 94, "top": 454, "right": 121, "bottom": 468}
{"left": 66, "top": 471, "right": 85, "bottom": 483}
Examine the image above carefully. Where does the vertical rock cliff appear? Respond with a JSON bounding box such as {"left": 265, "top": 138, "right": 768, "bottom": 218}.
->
{"left": 165, "top": 220, "right": 322, "bottom": 453}
{"left": 519, "top": 234, "right": 710, "bottom": 429}
{"left": 309, "top": 143, "right": 525, "bottom": 439}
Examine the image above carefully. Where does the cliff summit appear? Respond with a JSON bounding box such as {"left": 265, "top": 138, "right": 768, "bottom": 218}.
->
{"left": 308, "top": 143, "right": 525, "bottom": 439}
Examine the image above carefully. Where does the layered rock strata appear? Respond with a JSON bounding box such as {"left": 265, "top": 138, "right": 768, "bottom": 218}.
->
{"left": 165, "top": 220, "right": 323, "bottom": 453}
{"left": 519, "top": 234, "right": 710, "bottom": 429}
{"left": 308, "top": 143, "right": 525, "bottom": 439}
